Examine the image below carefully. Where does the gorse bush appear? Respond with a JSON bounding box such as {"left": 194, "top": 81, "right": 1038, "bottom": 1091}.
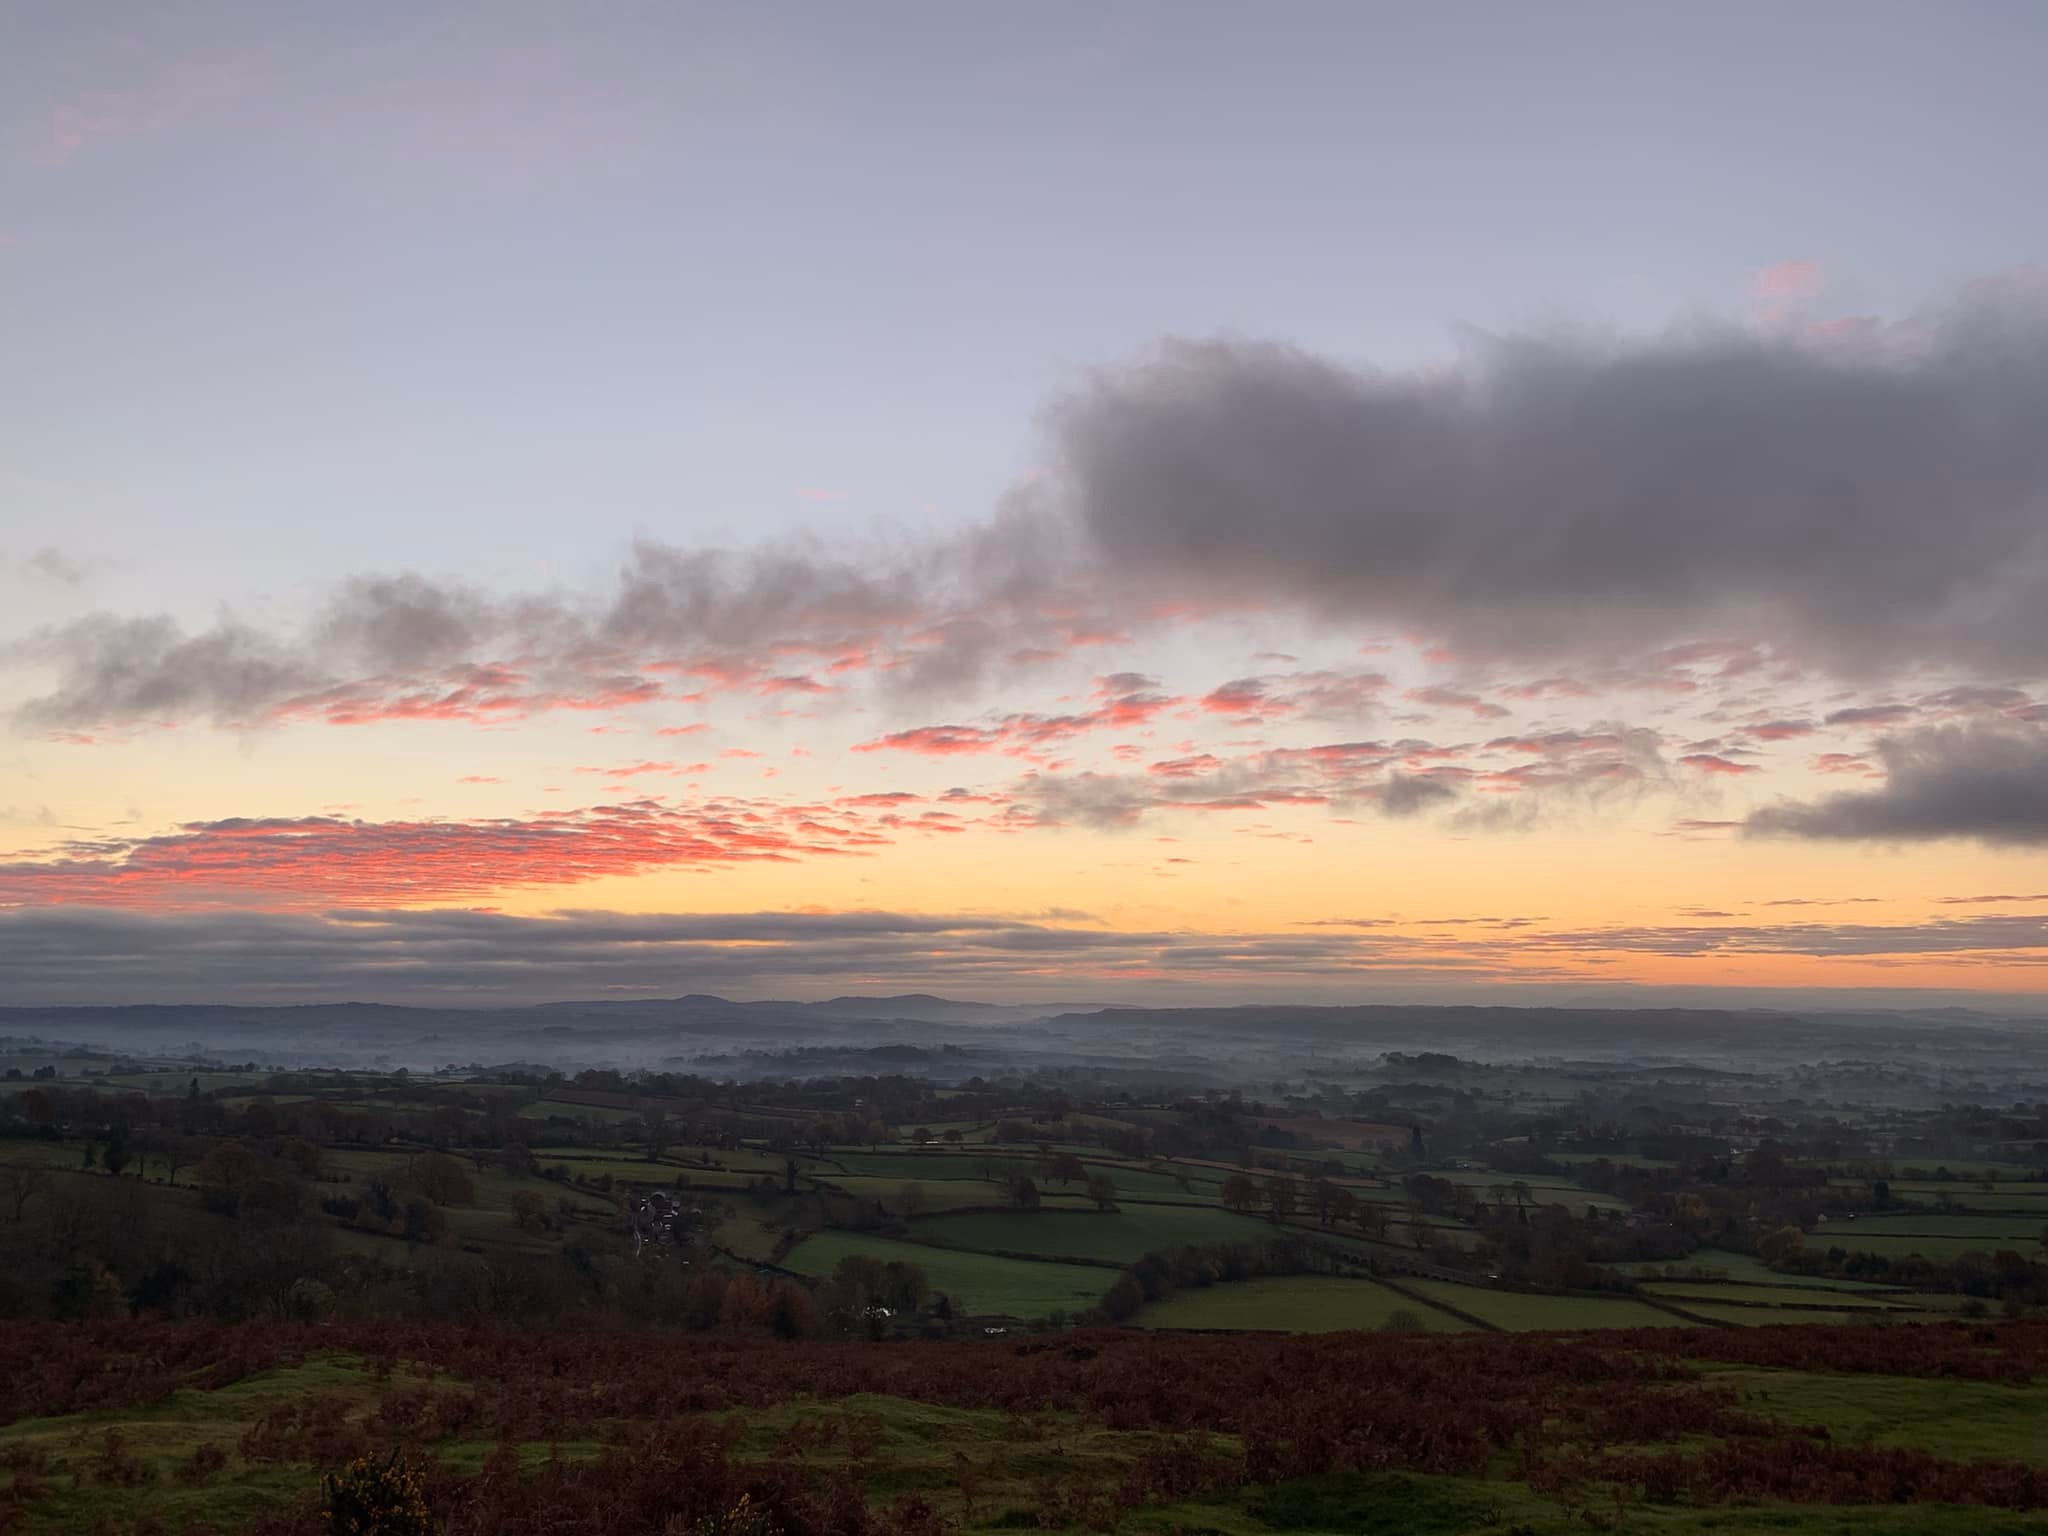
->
{"left": 321, "top": 1451, "right": 434, "bottom": 1536}
{"left": 681, "top": 1492, "right": 781, "bottom": 1536}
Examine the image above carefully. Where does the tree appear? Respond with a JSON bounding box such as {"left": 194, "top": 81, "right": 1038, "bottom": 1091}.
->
{"left": 401, "top": 1197, "right": 447, "bottom": 1244}
{"left": 509, "top": 1189, "right": 548, "bottom": 1233}
{"left": 1309, "top": 1178, "right": 1343, "bottom": 1227}
{"left": 283, "top": 1138, "right": 322, "bottom": 1179}
{"left": 194, "top": 1139, "right": 262, "bottom": 1215}
{"left": 102, "top": 1130, "right": 132, "bottom": 1178}
{"left": 365, "top": 1175, "right": 400, "bottom": 1226}
{"left": 1221, "top": 1174, "right": 1259, "bottom": 1213}
{"left": 2, "top": 1163, "right": 49, "bottom": 1222}
{"left": 642, "top": 1109, "right": 670, "bottom": 1162}
{"left": 1048, "top": 1153, "right": 1086, "bottom": 1186}
{"left": 408, "top": 1151, "right": 476, "bottom": 1207}
{"left": 1756, "top": 1223, "right": 1807, "bottom": 1264}
{"left": 1006, "top": 1176, "right": 1041, "bottom": 1210}
{"left": 1087, "top": 1173, "right": 1119, "bottom": 1212}
{"left": 899, "top": 1181, "right": 927, "bottom": 1219}
{"left": 1264, "top": 1177, "right": 1297, "bottom": 1224}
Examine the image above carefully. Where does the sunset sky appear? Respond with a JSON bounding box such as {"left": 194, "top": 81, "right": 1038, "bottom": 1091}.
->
{"left": 4, "top": 2, "right": 2048, "bottom": 1006}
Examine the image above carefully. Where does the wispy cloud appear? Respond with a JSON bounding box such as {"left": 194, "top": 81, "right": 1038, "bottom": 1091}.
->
{"left": 0, "top": 797, "right": 907, "bottom": 909}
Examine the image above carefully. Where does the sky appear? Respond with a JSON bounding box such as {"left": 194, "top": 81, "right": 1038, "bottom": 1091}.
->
{"left": 4, "top": 1, "right": 2048, "bottom": 1008}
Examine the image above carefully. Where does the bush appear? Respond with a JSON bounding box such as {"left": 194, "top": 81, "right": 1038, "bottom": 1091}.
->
{"left": 321, "top": 1451, "right": 434, "bottom": 1536}
{"left": 177, "top": 1441, "right": 229, "bottom": 1486}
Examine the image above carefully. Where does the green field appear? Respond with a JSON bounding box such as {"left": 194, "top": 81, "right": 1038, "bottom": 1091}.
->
{"left": 825, "top": 1152, "right": 1037, "bottom": 1180}
{"left": 1642, "top": 1281, "right": 1904, "bottom": 1310}
{"left": 908, "top": 1204, "right": 1278, "bottom": 1264}
{"left": 1676, "top": 1303, "right": 1912, "bottom": 1328}
{"left": 1401, "top": 1281, "right": 1694, "bottom": 1331}
{"left": 781, "top": 1231, "right": 1112, "bottom": 1318}
{"left": 1618, "top": 1250, "right": 1895, "bottom": 1288}
{"left": 1130, "top": 1275, "right": 1471, "bottom": 1332}
{"left": 1836, "top": 1213, "right": 2048, "bottom": 1242}
{"left": 1722, "top": 1367, "right": 2048, "bottom": 1463}
{"left": 1819, "top": 1232, "right": 2046, "bottom": 1260}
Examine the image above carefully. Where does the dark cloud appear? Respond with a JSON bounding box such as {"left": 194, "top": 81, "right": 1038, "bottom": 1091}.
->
{"left": 9, "top": 532, "right": 1088, "bottom": 733}
{"left": 1009, "top": 721, "right": 1663, "bottom": 831}
{"left": 0, "top": 906, "right": 1543, "bottom": 1005}
{"left": 19, "top": 547, "right": 89, "bottom": 586}
{"left": 1380, "top": 772, "right": 1459, "bottom": 817}
{"left": 1824, "top": 704, "right": 1917, "bottom": 727}
{"left": 1518, "top": 913, "right": 2048, "bottom": 959}
{"left": 14, "top": 275, "right": 2048, "bottom": 737}
{"left": 11, "top": 613, "right": 328, "bottom": 731}
{"left": 7, "top": 903, "right": 2048, "bottom": 1007}
{"left": 1746, "top": 726, "right": 2048, "bottom": 845}
{"left": 1050, "top": 272, "right": 2048, "bottom": 676}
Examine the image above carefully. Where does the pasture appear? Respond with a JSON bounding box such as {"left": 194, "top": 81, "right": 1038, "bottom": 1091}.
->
{"left": 1399, "top": 1280, "right": 1694, "bottom": 1331}
{"left": 781, "top": 1231, "right": 1113, "bottom": 1318}
{"left": 907, "top": 1204, "right": 1277, "bottom": 1265}
{"left": 1130, "top": 1274, "right": 1470, "bottom": 1332}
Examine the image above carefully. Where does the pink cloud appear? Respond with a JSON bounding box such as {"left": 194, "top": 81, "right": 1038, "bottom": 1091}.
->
{"left": 1405, "top": 685, "right": 1509, "bottom": 720}
{"left": 1744, "top": 719, "right": 1816, "bottom": 741}
{"left": 1679, "top": 753, "right": 1762, "bottom": 776}
{"left": 1148, "top": 753, "right": 1225, "bottom": 778}
{"left": 852, "top": 724, "right": 1001, "bottom": 757}
{"left": 1498, "top": 676, "right": 1594, "bottom": 701}
{"left": 1754, "top": 259, "right": 1823, "bottom": 301}
{"left": 0, "top": 799, "right": 895, "bottom": 910}
{"left": 759, "top": 674, "right": 829, "bottom": 695}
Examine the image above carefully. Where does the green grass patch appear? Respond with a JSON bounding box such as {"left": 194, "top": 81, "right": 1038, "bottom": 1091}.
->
{"left": 1641, "top": 1282, "right": 1903, "bottom": 1310}
{"left": 1400, "top": 1281, "right": 1694, "bottom": 1331}
{"left": 1723, "top": 1367, "right": 2048, "bottom": 1464}
{"left": 1617, "top": 1251, "right": 1894, "bottom": 1289}
{"left": 782, "top": 1231, "right": 1112, "bottom": 1318}
{"left": 1676, "top": 1304, "right": 1895, "bottom": 1327}
{"left": 1130, "top": 1275, "right": 1471, "bottom": 1332}
{"left": 909, "top": 1205, "right": 1277, "bottom": 1265}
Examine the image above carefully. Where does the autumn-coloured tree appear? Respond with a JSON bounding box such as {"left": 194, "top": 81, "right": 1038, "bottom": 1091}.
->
{"left": 407, "top": 1152, "right": 476, "bottom": 1208}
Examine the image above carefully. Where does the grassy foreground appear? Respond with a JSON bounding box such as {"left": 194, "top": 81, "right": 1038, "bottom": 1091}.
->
{"left": 7, "top": 1318, "right": 2048, "bottom": 1534}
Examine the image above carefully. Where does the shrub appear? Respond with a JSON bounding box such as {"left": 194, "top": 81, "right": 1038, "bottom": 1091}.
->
{"left": 321, "top": 1451, "right": 434, "bottom": 1536}
{"left": 177, "top": 1441, "right": 230, "bottom": 1486}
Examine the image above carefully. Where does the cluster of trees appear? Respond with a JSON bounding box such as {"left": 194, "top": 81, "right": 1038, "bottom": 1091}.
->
{"left": 1098, "top": 1236, "right": 1348, "bottom": 1321}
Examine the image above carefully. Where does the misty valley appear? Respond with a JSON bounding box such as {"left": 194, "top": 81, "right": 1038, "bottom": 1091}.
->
{"left": 5, "top": 999, "right": 2048, "bottom": 1534}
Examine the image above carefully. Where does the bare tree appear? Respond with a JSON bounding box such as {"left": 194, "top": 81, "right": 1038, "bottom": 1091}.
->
{"left": 3, "top": 1164, "right": 50, "bottom": 1223}
{"left": 643, "top": 1109, "right": 671, "bottom": 1163}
